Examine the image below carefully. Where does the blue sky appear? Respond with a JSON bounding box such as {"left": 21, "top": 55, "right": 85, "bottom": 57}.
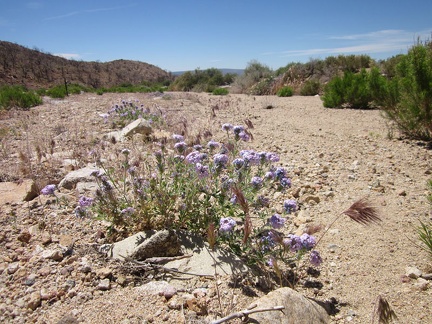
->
{"left": 1, "top": 1, "right": 431, "bottom": 72}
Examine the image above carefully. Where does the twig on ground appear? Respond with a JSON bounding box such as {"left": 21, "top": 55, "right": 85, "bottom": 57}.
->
{"left": 124, "top": 258, "right": 213, "bottom": 278}
{"left": 210, "top": 304, "right": 285, "bottom": 324}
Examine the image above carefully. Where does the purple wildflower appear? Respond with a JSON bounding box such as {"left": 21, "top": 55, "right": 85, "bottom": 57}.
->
{"left": 251, "top": 176, "right": 263, "bottom": 189}
{"left": 222, "top": 123, "right": 233, "bottom": 132}
{"left": 260, "top": 234, "right": 276, "bottom": 252}
{"left": 195, "top": 163, "right": 209, "bottom": 178}
{"left": 269, "top": 214, "right": 286, "bottom": 229}
{"left": 300, "top": 233, "right": 316, "bottom": 250}
{"left": 275, "top": 167, "right": 287, "bottom": 180}
{"left": 219, "top": 217, "right": 236, "bottom": 233}
{"left": 284, "top": 234, "right": 303, "bottom": 252}
{"left": 267, "top": 257, "right": 274, "bottom": 267}
{"left": 238, "top": 131, "right": 250, "bottom": 142}
{"left": 233, "top": 125, "right": 244, "bottom": 134}
{"left": 185, "top": 151, "right": 202, "bottom": 164}
{"left": 41, "top": 184, "right": 56, "bottom": 195}
{"left": 221, "top": 178, "right": 234, "bottom": 191}
{"left": 240, "top": 150, "right": 260, "bottom": 165}
{"left": 172, "top": 134, "right": 184, "bottom": 142}
{"left": 232, "top": 158, "right": 245, "bottom": 169}
{"left": 280, "top": 177, "right": 292, "bottom": 188}
{"left": 256, "top": 195, "right": 270, "bottom": 207}
{"left": 127, "top": 166, "right": 137, "bottom": 176}
{"left": 283, "top": 199, "right": 297, "bottom": 214}
{"left": 174, "top": 141, "right": 187, "bottom": 153}
{"left": 264, "top": 171, "right": 275, "bottom": 180}
{"left": 230, "top": 194, "right": 237, "bottom": 204}
{"left": 310, "top": 250, "right": 323, "bottom": 266}
{"left": 213, "top": 153, "right": 228, "bottom": 167}
{"left": 121, "top": 207, "right": 135, "bottom": 216}
{"left": 193, "top": 144, "right": 203, "bottom": 151}
{"left": 79, "top": 196, "right": 94, "bottom": 208}
{"left": 207, "top": 140, "right": 220, "bottom": 150}
{"left": 265, "top": 152, "right": 280, "bottom": 163}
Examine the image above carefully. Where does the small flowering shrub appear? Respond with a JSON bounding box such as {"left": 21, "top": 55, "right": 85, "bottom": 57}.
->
{"left": 86, "top": 121, "right": 322, "bottom": 283}
{"left": 102, "top": 99, "right": 165, "bottom": 128}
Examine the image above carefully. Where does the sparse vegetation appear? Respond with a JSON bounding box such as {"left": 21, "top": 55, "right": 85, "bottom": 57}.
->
{"left": 169, "top": 68, "right": 234, "bottom": 92}
{"left": 0, "top": 85, "right": 42, "bottom": 110}
{"left": 322, "top": 68, "right": 388, "bottom": 109}
{"left": 212, "top": 87, "right": 229, "bottom": 95}
{"left": 276, "top": 86, "right": 294, "bottom": 97}
{"left": 382, "top": 38, "right": 432, "bottom": 140}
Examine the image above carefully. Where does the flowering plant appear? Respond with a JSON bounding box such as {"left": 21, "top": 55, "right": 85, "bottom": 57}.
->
{"left": 86, "top": 120, "right": 323, "bottom": 285}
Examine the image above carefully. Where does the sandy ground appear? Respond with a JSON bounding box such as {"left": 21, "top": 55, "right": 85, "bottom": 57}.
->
{"left": 0, "top": 92, "right": 431, "bottom": 323}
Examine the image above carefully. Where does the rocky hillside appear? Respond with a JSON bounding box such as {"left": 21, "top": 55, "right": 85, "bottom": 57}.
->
{"left": 0, "top": 41, "right": 173, "bottom": 89}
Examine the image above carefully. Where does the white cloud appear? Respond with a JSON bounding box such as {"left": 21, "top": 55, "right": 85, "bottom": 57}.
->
{"left": 44, "top": 4, "right": 137, "bottom": 20}
{"left": 265, "top": 29, "right": 432, "bottom": 59}
{"left": 54, "top": 53, "right": 81, "bottom": 60}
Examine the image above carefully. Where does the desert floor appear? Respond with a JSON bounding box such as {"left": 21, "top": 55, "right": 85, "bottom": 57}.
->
{"left": 0, "top": 92, "right": 431, "bottom": 323}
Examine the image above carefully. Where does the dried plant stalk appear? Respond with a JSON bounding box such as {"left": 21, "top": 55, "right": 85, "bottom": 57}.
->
{"left": 232, "top": 186, "right": 252, "bottom": 244}
{"left": 373, "top": 295, "right": 398, "bottom": 324}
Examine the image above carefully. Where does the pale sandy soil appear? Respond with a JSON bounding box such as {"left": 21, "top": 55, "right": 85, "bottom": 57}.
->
{"left": 0, "top": 92, "right": 431, "bottom": 323}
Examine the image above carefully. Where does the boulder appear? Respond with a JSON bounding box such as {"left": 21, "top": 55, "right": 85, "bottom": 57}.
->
{"left": 247, "top": 287, "right": 329, "bottom": 323}
{"left": 106, "top": 230, "right": 250, "bottom": 278}
{"left": 0, "top": 179, "right": 38, "bottom": 204}
{"left": 106, "top": 118, "right": 152, "bottom": 142}
{"left": 108, "top": 230, "right": 181, "bottom": 260}
{"left": 58, "top": 166, "right": 100, "bottom": 190}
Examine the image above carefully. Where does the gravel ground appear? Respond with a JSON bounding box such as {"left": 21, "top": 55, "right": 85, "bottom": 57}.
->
{"left": 0, "top": 92, "right": 431, "bottom": 323}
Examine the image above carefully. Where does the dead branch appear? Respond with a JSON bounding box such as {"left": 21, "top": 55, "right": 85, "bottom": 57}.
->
{"left": 210, "top": 303, "right": 285, "bottom": 324}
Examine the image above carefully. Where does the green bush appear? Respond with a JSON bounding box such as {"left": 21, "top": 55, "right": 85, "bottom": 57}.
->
{"left": 212, "top": 87, "right": 229, "bottom": 95}
{"left": 300, "top": 80, "right": 321, "bottom": 96}
{"left": 383, "top": 39, "right": 432, "bottom": 140}
{"left": 169, "top": 68, "right": 228, "bottom": 92}
{"left": 322, "top": 68, "right": 388, "bottom": 109}
{"left": 276, "top": 86, "right": 294, "bottom": 97}
{"left": 0, "top": 85, "right": 42, "bottom": 110}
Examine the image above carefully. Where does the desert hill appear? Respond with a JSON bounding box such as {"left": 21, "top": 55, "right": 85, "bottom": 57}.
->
{"left": 0, "top": 41, "right": 173, "bottom": 89}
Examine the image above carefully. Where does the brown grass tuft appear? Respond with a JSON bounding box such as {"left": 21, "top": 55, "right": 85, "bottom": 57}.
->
{"left": 373, "top": 295, "right": 398, "bottom": 324}
{"left": 342, "top": 198, "right": 381, "bottom": 225}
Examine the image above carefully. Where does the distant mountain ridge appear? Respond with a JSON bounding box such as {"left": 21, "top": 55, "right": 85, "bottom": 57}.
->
{"left": 0, "top": 41, "right": 173, "bottom": 89}
{"left": 172, "top": 68, "right": 244, "bottom": 76}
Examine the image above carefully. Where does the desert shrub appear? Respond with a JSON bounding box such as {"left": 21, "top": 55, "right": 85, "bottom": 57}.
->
{"left": 321, "top": 76, "right": 345, "bottom": 108}
{"left": 212, "top": 87, "right": 229, "bottom": 95}
{"left": 231, "top": 60, "right": 273, "bottom": 94}
{"left": 382, "top": 39, "right": 432, "bottom": 140}
{"left": 276, "top": 86, "right": 294, "bottom": 97}
{"left": 322, "top": 68, "right": 388, "bottom": 109}
{"left": 0, "top": 85, "right": 42, "bottom": 110}
{"left": 169, "top": 68, "right": 228, "bottom": 92}
{"left": 45, "top": 85, "right": 68, "bottom": 98}
{"left": 300, "top": 80, "right": 321, "bottom": 96}
{"left": 250, "top": 77, "right": 274, "bottom": 95}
